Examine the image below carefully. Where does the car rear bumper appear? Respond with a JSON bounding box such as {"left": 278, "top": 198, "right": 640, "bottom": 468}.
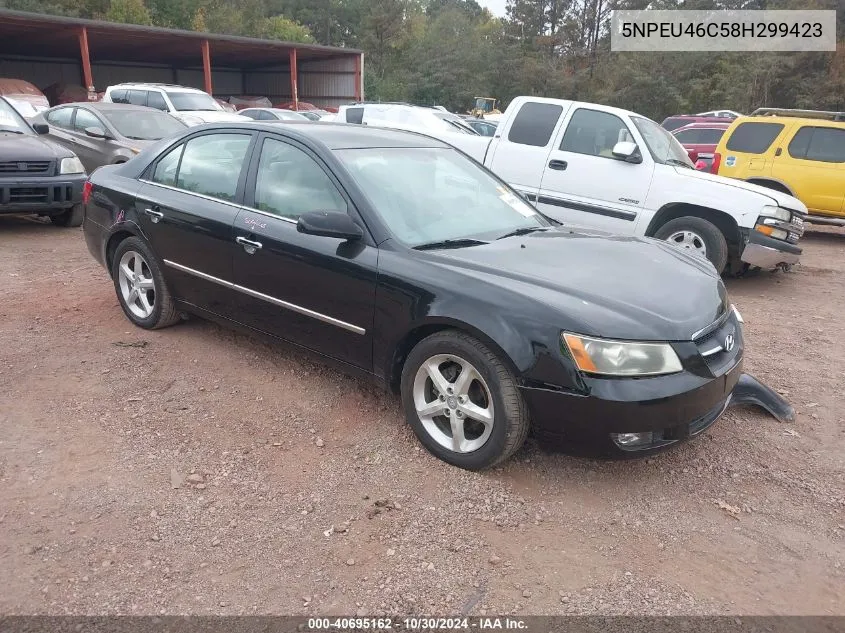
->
{"left": 740, "top": 230, "right": 801, "bottom": 269}
{"left": 520, "top": 357, "right": 744, "bottom": 457}
{"left": 0, "top": 174, "right": 85, "bottom": 213}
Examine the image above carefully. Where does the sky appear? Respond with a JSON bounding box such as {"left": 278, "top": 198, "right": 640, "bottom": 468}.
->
{"left": 477, "top": 0, "right": 507, "bottom": 17}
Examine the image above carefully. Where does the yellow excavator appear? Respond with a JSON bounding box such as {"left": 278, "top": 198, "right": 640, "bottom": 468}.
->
{"left": 470, "top": 97, "right": 502, "bottom": 118}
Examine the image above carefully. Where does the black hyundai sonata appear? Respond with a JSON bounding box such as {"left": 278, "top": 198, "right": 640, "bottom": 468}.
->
{"left": 82, "top": 121, "right": 761, "bottom": 469}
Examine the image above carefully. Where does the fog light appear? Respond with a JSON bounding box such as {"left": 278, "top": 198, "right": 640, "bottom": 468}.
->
{"left": 611, "top": 432, "right": 654, "bottom": 448}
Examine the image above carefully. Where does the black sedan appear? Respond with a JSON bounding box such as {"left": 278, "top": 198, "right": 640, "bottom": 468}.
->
{"left": 81, "top": 121, "right": 778, "bottom": 469}
{"left": 33, "top": 102, "right": 187, "bottom": 173}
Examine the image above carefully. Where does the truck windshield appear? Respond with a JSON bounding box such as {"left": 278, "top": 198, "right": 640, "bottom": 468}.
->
{"left": 336, "top": 147, "right": 549, "bottom": 248}
{"left": 632, "top": 116, "right": 694, "bottom": 167}
{"left": 0, "top": 97, "right": 33, "bottom": 135}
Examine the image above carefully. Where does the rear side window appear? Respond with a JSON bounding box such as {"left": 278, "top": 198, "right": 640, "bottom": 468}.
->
{"left": 147, "top": 91, "right": 167, "bottom": 111}
{"left": 698, "top": 128, "right": 725, "bottom": 144}
{"left": 507, "top": 102, "right": 562, "bottom": 147}
{"left": 176, "top": 133, "right": 252, "bottom": 201}
{"left": 673, "top": 129, "right": 700, "bottom": 144}
{"left": 110, "top": 89, "right": 128, "bottom": 104}
{"left": 345, "top": 107, "right": 364, "bottom": 124}
{"left": 46, "top": 107, "right": 73, "bottom": 129}
{"left": 128, "top": 90, "right": 147, "bottom": 106}
{"left": 151, "top": 143, "right": 183, "bottom": 187}
{"left": 725, "top": 122, "right": 784, "bottom": 154}
{"left": 788, "top": 126, "right": 845, "bottom": 163}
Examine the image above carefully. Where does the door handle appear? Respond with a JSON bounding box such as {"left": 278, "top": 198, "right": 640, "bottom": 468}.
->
{"left": 144, "top": 208, "right": 163, "bottom": 223}
{"left": 548, "top": 159, "right": 568, "bottom": 171}
{"left": 236, "top": 236, "right": 263, "bottom": 254}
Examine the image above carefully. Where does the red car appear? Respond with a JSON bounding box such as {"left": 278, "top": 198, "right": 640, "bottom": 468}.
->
{"left": 661, "top": 114, "right": 734, "bottom": 131}
{"left": 671, "top": 122, "right": 730, "bottom": 171}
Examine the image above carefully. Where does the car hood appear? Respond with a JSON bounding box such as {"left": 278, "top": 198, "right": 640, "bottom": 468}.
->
{"left": 672, "top": 166, "right": 808, "bottom": 214}
{"left": 0, "top": 133, "right": 73, "bottom": 161}
{"left": 177, "top": 111, "right": 249, "bottom": 124}
{"left": 423, "top": 228, "right": 727, "bottom": 341}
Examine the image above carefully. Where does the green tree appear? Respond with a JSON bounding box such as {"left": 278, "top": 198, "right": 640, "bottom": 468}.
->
{"left": 259, "top": 15, "right": 314, "bottom": 42}
{"left": 104, "top": 0, "right": 153, "bottom": 25}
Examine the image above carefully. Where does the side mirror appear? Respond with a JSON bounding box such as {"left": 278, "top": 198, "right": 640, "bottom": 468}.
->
{"left": 687, "top": 148, "right": 699, "bottom": 162}
{"left": 297, "top": 210, "right": 363, "bottom": 241}
{"left": 84, "top": 126, "right": 110, "bottom": 139}
{"left": 31, "top": 122, "right": 49, "bottom": 135}
{"left": 612, "top": 141, "right": 642, "bottom": 163}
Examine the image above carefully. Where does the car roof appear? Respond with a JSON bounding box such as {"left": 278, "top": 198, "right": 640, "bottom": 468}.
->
{"left": 194, "top": 121, "right": 452, "bottom": 149}
{"left": 60, "top": 102, "right": 162, "bottom": 113}
{"left": 673, "top": 122, "right": 730, "bottom": 130}
{"left": 734, "top": 115, "right": 845, "bottom": 128}
{"left": 109, "top": 83, "right": 201, "bottom": 93}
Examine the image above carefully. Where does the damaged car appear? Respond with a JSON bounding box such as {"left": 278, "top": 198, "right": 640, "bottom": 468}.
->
{"left": 81, "top": 122, "right": 791, "bottom": 469}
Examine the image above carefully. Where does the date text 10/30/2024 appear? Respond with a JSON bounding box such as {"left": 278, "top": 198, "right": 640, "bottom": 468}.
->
{"left": 307, "top": 617, "right": 528, "bottom": 630}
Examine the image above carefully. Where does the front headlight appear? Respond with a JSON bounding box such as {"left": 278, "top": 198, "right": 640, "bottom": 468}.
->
{"left": 760, "top": 205, "right": 791, "bottom": 222}
{"left": 59, "top": 156, "right": 85, "bottom": 174}
{"left": 562, "top": 332, "right": 683, "bottom": 376}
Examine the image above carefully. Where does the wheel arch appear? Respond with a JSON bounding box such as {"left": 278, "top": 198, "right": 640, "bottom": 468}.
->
{"left": 105, "top": 226, "right": 143, "bottom": 277}
{"left": 745, "top": 177, "right": 794, "bottom": 196}
{"left": 646, "top": 202, "right": 742, "bottom": 247}
{"left": 387, "top": 317, "right": 522, "bottom": 395}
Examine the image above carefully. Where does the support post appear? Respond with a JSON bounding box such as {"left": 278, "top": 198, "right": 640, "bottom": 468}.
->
{"left": 78, "top": 27, "right": 94, "bottom": 95}
{"left": 289, "top": 48, "right": 298, "bottom": 110}
{"left": 202, "top": 39, "right": 212, "bottom": 95}
{"left": 354, "top": 53, "right": 363, "bottom": 102}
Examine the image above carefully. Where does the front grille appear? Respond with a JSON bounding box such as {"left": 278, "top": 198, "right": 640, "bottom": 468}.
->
{"left": 693, "top": 312, "right": 741, "bottom": 375}
{"left": 9, "top": 187, "right": 48, "bottom": 203}
{"left": 0, "top": 160, "right": 52, "bottom": 175}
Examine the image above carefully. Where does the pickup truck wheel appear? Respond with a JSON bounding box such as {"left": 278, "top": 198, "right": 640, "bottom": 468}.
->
{"left": 111, "top": 237, "right": 181, "bottom": 330}
{"left": 400, "top": 330, "right": 529, "bottom": 470}
{"left": 50, "top": 204, "right": 83, "bottom": 228}
{"left": 655, "top": 216, "right": 728, "bottom": 274}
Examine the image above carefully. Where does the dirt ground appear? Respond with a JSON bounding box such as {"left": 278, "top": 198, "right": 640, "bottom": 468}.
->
{"left": 0, "top": 215, "right": 843, "bottom": 617}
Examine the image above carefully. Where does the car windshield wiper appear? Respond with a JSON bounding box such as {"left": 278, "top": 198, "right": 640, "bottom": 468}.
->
{"left": 666, "top": 158, "right": 693, "bottom": 169}
{"left": 0, "top": 128, "right": 24, "bottom": 134}
{"left": 496, "top": 226, "right": 549, "bottom": 240}
{"left": 124, "top": 135, "right": 149, "bottom": 140}
{"left": 413, "top": 238, "right": 489, "bottom": 251}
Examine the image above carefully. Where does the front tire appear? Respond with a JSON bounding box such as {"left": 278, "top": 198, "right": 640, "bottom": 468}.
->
{"left": 111, "top": 236, "right": 180, "bottom": 330}
{"left": 655, "top": 216, "right": 728, "bottom": 274}
{"left": 400, "top": 330, "right": 530, "bottom": 470}
{"left": 50, "top": 204, "right": 83, "bottom": 227}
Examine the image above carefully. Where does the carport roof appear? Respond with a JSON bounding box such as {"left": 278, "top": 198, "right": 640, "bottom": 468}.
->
{"left": 0, "top": 9, "right": 362, "bottom": 69}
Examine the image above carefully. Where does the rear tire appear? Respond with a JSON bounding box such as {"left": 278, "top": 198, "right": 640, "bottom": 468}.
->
{"left": 50, "top": 204, "right": 83, "bottom": 227}
{"left": 400, "top": 330, "right": 530, "bottom": 470}
{"left": 655, "top": 216, "right": 728, "bottom": 274}
{"left": 111, "top": 236, "right": 181, "bottom": 330}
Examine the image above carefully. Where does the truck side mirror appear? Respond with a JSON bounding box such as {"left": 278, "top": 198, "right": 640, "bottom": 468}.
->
{"left": 612, "top": 141, "right": 642, "bottom": 164}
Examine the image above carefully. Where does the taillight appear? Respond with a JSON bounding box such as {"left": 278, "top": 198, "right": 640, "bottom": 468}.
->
{"left": 710, "top": 152, "right": 721, "bottom": 174}
{"left": 82, "top": 180, "right": 93, "bottom": 205}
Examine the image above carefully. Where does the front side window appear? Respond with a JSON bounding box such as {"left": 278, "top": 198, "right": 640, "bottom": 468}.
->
{"left": 672, "top": 129, "right": 700, "bottom": 144}
{"left": 507, "top": 102, "right": 562, "bottom": 147}
{"left": 253, "top": 138, "right": 346, "bottom": 220}
{"left": 725, "top": 122, "right": 784, "bottom": 154}
{"left": 788, "top": 126, "right": 845, "bottom": 163}
{"left": 147, "top": 91, "right": 168, "bottom": 111}
{"left": 74, "top": 108, "right": 102, "bottom": 132}
{"left": 632, "top": 116, "right": 693, "bottom": 166}
{"left": 698, "top": 128, "right": 726, "bottom": 144}
{"left": 45, "top": 107, "right": 73, "bottom": 130}
{"left": 336, "top": 147, "right": 549, "bottom": 247}
{"left": 661, "top": 117, "right": 688, "bottom": 131}
{"left": 127, "top": 90, "right": 147, "bottom": 106}
{"left": 175, "top": 134, "right": 252, "bottom": 200}
{"left": 562, "top": 108, "right": 632, "bottom": 158}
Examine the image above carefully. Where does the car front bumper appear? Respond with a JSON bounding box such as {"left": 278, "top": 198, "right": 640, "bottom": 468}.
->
{"left": 740, "top": 226, "right": 802, "bottom": 269}
{"left": 0, "top": 174, "right": 85, "bottom": 214}
{"left": 520, "top": 357, "right": 745, "bottom": 457}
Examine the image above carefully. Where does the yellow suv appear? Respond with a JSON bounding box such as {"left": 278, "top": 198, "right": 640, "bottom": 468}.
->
{"left": 713, "top": 108, "right": 845, "bottom": 227}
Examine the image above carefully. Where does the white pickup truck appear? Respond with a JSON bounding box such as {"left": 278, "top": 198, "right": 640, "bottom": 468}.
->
{"left": 341, "top": 98, "right": 808, "bottom": 274}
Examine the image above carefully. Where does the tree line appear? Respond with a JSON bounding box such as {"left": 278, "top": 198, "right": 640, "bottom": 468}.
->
{"left": 1, "top": 0, "right": 843, "bottom": 121}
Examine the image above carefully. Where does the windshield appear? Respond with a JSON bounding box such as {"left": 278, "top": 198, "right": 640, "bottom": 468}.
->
{"left": 0, "top": 98, "right": 33, "bottom": 134}
{"left": 336, "top": 147, "right": 549, "bottom": 247}
{"left": 632, "top": 116, "right": 694, "bottom": 167}
{"left": 165, "top": 91, "right": 219, "bottom": 112}
{"left": 104, "top": 110, "right": 187, "bottom": 140}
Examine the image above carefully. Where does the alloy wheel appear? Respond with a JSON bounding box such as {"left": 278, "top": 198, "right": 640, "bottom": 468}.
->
{"left": 666, "top": 230, "right": 708, "bottom": 257}
{"left": 412, "top": 353, "right": 494, "bottom": 453}
{"left": 117, "top": 250, "right": 156, "bottom": 319}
